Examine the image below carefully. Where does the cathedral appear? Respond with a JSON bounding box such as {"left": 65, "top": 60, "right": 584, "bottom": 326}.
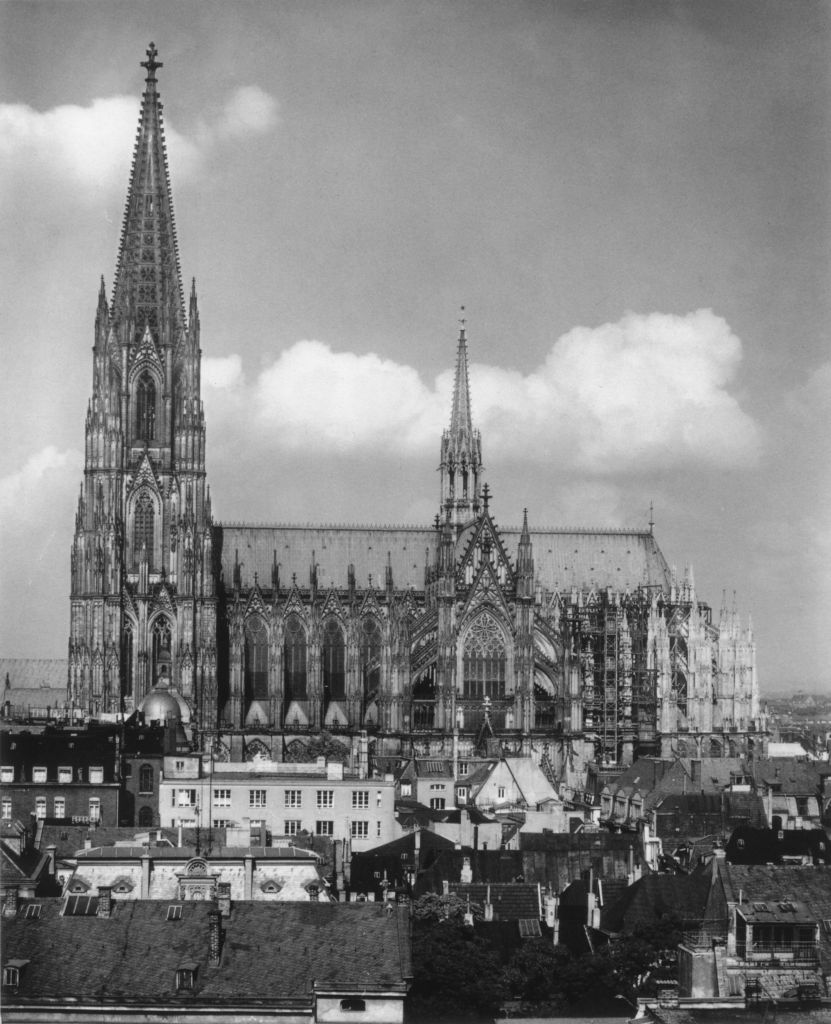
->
{"left": 67, "top": 45, "right": 763, "bottom": 782}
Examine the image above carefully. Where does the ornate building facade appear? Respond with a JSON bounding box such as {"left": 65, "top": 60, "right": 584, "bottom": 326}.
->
{"left": 68, "top": 46, "right": 762, "bottom": 781}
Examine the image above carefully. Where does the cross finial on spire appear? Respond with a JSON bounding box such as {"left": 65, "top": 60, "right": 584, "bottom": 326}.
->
{"left": 141, "top": 42, "right": 163, "bottom": 82}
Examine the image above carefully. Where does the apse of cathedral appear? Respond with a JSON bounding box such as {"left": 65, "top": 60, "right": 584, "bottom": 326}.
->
{"left": 68, "top": 45, "right": 763, "bottom": 782}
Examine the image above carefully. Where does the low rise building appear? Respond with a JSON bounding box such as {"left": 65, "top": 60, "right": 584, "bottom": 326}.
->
{"left": 159, "top": 755, "right": 397, "bottom": 850}
{"left": 0, "top": 896, "right": 411, "bottom": 1023}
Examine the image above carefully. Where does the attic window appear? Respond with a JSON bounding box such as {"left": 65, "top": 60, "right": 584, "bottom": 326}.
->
{"left": 0, "top": 767, "right": 13, "bottom": 783}
{"left": 2, "top": 961, "right": 28, "bottom": 992}
{"left": 753, "top": 903, "right": 768, "bottom": 913}
{"left": 341, "top": 997, "right": 366, "bottom": 1011}
{"left": 779, "top": 902, "right": 796, "bottom": 912}
{"left": 518, "top": 919, "right": 542, "bottom": 938}
{"left": 23, "top": 905, "right": 41, "bottom": 919}
{"left": 176, "top": 964, "right": 197, "bottom": 991}
{"left": 167, "top": 905, "right": 183, "bottom": 921}
{"left": 64, "top": 895, "right": 98, "bottom": 917}
{"left": 89, "top": 767, "right": 104, "bottom": 785}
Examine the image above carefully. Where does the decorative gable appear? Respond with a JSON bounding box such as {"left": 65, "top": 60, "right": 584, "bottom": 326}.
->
{"left": 130, "top": 324, "right": 164, "bottom": 379}
{"left": 456, "top": 514, "right": 515, "bottom": 591}
{"left": 461, "top": 560, "right": 511, "bottom": 620}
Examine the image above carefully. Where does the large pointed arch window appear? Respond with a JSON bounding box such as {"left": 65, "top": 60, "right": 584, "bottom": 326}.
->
{"left": 136, "top": 371, "right": 156, "bottom": 441}
{"left": 283, "top": 616, "right": 307, "bottom": 700}
{"left": 463, "top": 613, "right": 506, "bottom": 699}
{"left": 360, "top": 618, "right": 382, "bottom": 704}
{"left": 244, "top": 615, "right": 269, "bottom": 700}
{"left": 322, "top": 619, "right": 345, "bottom": 701}
{"left": 133, "top": 493, "right": 154, "bottom": 570}
{"left": 152, "top": 617, "right": 172, "bottom": 687}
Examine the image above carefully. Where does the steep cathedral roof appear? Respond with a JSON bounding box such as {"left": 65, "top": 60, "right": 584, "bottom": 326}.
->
{"left": 111, "top": 42, "right": 185, "bottom": 334}
{"left": 216, "top": 522, "right": 671, "bottom": 593}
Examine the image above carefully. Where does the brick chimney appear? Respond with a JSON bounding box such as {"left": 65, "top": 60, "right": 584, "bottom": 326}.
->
{"left": 3, "top": 886, "right": 19, "bottom": 917}
{"left": 46, "top": 844, "right": 57, "bottom": 877}
{"left": 208, "top": 908, "right": 222, "bottom": 965}
{"left": 97, "top": 885, "right": 113, "bottom": 918}
{"left": 217, "top": 882, "right": 231, "bottom": 918}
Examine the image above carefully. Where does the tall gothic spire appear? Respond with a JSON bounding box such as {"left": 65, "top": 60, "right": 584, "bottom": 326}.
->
{"left": 439, "top": 308, "right": 483, "bottom": 528}
{"left": 111, "top": 42, "right": 185, "bottom": 340}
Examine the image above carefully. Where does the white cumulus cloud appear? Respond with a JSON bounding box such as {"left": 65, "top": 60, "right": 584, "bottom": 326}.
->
{"left": 216, "top": 86, "right": 280, "bottom": 139}
{"left": 202, "top": 309, "right": 761, "bottom": 473}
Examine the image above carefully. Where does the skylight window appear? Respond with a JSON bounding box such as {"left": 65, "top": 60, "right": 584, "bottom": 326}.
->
{"left": 167, "top": 904, "right": 183, "bottom": 921}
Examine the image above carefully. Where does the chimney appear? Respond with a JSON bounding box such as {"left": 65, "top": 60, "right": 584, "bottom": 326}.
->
{"left": 97, "top": 885, "right": 113, "bottom": 918}
{"left": 217, "top": 882, "right": 231, "bottom": 917}
{"left": 84, "top": 838, "right": 93, "bottom": 850}
{"left": 208, "top": 908, "right": 222, "bottom": 965}
{"left": 358, "top": 731, "right": 368, "bottom": 780}
{"left": 244, "top": 854, "right": 253, "bottom": 900}
{"left": 442, "top": 880, "right": 449, "bottom": 896}
{"left": 414, "top": 828, "right": 421, "bottom": 873}
{"left": 3, "top": 887, "right": 19, "bottom": 917}
{"left": 141, "top": 851, "right": 152, "bottom": 899}
{"left": 484, "top": 884, "right": 494, "bottom": 922}
{"left": 46, "top": 844, "right": 57, "bottom": 877}
{"left": 460, "top": 856, "right": 472, "bottom": 884}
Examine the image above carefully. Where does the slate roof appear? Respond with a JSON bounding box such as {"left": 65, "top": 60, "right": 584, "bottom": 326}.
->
{"left": 750, "top": 757, "right": 821, "bottom": 797}
{"left": 216, "top": 524, "right": 671, "bottom": 594}
{"left": 448, "top": 882, "right": 541, "bottom": 921}
{"left": 600, "top": 873, "right": 711, "bottom": 933}
{"left": 1, "top": 898, "right": 411, "bottom": 1004}
{"left": 718, "top": 863, "right": 831, "bottom": 971}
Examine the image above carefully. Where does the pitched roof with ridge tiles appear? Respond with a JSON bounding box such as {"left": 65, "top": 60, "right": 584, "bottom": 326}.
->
{"left": 1, "top": 898, "right": 411, "bottom": 1004}
{"left": 448, "top": 882, "right": 541, "bottom": 920}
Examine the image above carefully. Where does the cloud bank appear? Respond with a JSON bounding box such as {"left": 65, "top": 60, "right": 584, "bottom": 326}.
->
{"left": 204, "top": 309, "right": 761, "bottom": 474}
{"left": 0, "top": 86, "right": 279, "bottom": 203}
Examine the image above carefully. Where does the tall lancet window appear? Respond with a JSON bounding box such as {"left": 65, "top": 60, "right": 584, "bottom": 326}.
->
{"left": 283, "top": 616, "right": 307, "bottom": 700}
{"left": 136, "top": 372, "right": 156, "bottom": 441}
{"left": 322, "top": 619, "right": 345, "bottom": 701}
{"left": 244, "top": 616, "right": 269, "bottom": 701}
{"left": 133, "top": 493, "right": 154, "bottom": 570}
{"left": 463, "top": 613, "right": 506, "bottom": 699}
{"left": 360, "top": 618, "right": 382, "bottom": 704}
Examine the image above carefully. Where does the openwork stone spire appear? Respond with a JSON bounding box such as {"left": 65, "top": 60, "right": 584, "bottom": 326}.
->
{"left": 112, "top": 42, "right": 185, "bottom": 340}
{"left": 439, "top": 308, "right": 483, "bottom": 527}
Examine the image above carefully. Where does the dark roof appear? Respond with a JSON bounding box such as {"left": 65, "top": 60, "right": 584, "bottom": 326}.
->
{"left": 1, "top": 899, "right": 411, "bottom": 1003}
{"left": 39, "top": 826, "right": 221, "bottom": 859}
{"left": 601, "top": 873, "right": 711, "bottom": 933}
{"left": 448, "top": 882, "right": 540, "bottom": 921}
{"left": 718, "top": 863, "right": 831, "bottom": 971}
{"left": 750, "top": 757, "right": 821, "bottom": 796}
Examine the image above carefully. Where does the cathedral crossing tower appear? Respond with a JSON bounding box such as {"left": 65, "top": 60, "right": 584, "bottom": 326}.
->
{"left": 68, "top": 44, "right": 217, "bottom": 725}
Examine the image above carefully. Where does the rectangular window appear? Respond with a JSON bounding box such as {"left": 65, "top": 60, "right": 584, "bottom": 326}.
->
{"left": 377, "top": 821, "right": 382, "bottom": 837}
{"left": 176, "top": 968, "right": 194, "bottom": 990}
{"left": 429, "top": 783, "right": 445, "bottom": 791}
{"left": 89, "top": 767, "right": 104, "bottom": 784}
{"left": 497, "top": 786, "right": 506, "bottom": 799}
{"left": 89, "top": 798, "right": 101, "bottom": 822}
{"left": 285, "top": 789, "right": 302, "bottom": 808}
{"left": 213, "top": 819, "right": 230, "bottom": 829}
{"left": 249, "top": 790, "right": 267, "bottom": 808}
{"left": 400, "top": 781, "right": 412, "bottom": 797}
{"left": 352, "top": 790, "right": 369, "bottom": 809}
{"left": 33, "top": 767, "right": 47, "bottom": 783}
{"left": 175, "top": 760, "right": 185, "bottom": 770}
{"left": 3, "top": 966, "right": 20, "bottom": 991}
{"left": 351, "top": 820, "right": 369, "bottom": 839}
{"left": 1, "top": 798, "right": 11, "bottom": 820}
{"left": 430, "top": 798, "right": 446, "bottom": 810}
{"left": 176, "top": 789, "right": 196, "bottom": 807}
{"left": 35, "top": 797, "right": 47, "bottom": 819}
{"left": 284, "top": 819, "right": 301, "bottom": 836}
{"left": 54, "top": 797, "right": 66, "bottom": 818}
{"left": 316, "top": 820, "right": 334, "bottom": 836}
{"left": 0, "top": 766, "right": 13, "bottom": 783}
{"left": 213, "top": 789, "right": 231, "bottom": 807}
{"left": 58, "top": 766, "right": 72, "bottom": 784}
{"left": 316, "top": 790, "right": 333, "bottom": 809}
{"left": 458, "top": 761, "right": 469, "bottom": 776}
{"left": 457, "top": 787, "right": 469, "bottom": 803}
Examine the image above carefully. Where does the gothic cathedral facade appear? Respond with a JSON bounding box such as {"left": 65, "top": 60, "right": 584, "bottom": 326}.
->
{"left": 68, "top": 47, "right": 762, "bottom": 777}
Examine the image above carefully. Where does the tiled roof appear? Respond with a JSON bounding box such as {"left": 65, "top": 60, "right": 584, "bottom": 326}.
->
{"left": 718, "top": 863, "right": 831, "bottom": 971}
{"left": 216, "top": 524, "right": 672, "bottom": 594}
{"left": 750, "top": 757, "right": 821, "bottom": 797}
{"left": 448, "top": 882, "right": 541, "bottom": 921}
{"left": 601, "top": 873, "right": 711, "bottom": 933}
{"left": 1, "top": 899, "right": 411, "bottom": 1002}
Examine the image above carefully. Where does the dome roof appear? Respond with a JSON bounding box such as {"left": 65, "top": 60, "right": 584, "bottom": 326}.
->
{"left": 139, "top": 685, "right": 181, "bottom": 724}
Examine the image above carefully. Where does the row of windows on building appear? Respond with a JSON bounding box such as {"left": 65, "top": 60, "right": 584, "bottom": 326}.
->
{"left": 1, "top": 765, "right": 108, "bottom": 785}
{"left": 2, "top": 797, "right": 101, "bottom": 821}
{"left": 188, "top": 817, "right": 380, "bottom": 839}
{"left": 171, "top": 788, "right": 382, "bottom": 809}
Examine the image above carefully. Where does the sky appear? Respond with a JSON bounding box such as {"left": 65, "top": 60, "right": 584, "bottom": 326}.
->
{"left": 0, "top": 0, "right": 829, "bottom": 695}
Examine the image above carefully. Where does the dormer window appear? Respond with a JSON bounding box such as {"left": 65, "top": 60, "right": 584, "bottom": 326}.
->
{"left": 0, "top": 767, "right": 13, "bottom": 784}
{"left": 176, "top": 963, "right": 197, "bottom": 991}
{"left": 89, "top": 767, "right": 104, "bottom": 785}
{"left": 33, "top": 767, "right": 47, "bottom": 783}
{"left": 400, "top": 782, "right": 412, "bottom": 797}
{"left": 3, "top": 961, "right": 28, "bottom": 994}
{"left": 341, "top": 997, "right": 367, "bottom": 1012}
{"left": 58, "top": 767, "right": 72, "bottom": 784}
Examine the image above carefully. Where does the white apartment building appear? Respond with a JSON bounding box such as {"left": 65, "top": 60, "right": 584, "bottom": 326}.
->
{"left": 160, "top": 756, "right": 398, "bottom": 850}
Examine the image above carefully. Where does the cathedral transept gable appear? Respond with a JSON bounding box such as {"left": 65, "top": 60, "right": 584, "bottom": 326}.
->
{"left": 456, "top": 512, "right": 515, "bottom": 591}
{"left": 460, "top": 559, "right": 512, "bottom": 621}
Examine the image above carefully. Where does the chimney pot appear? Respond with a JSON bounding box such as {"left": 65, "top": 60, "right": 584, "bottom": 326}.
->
{"left": 97, "top": 885, "right": 113, "bottom": 918}
{"left": 208, "top": 908, "right": 222, "bottom": 964}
